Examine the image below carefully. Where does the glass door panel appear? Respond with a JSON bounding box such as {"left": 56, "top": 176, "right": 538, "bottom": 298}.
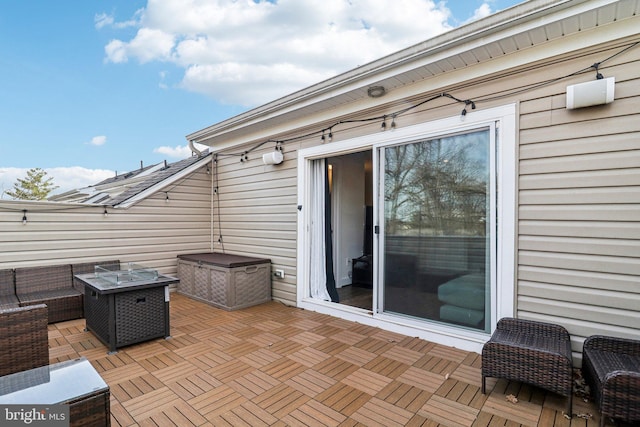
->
{"left": 381, "top": 129, "right": 491, "bottom": 331}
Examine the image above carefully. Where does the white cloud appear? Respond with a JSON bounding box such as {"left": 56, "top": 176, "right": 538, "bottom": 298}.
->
{"left": 465, "top": 3, "right": 493, "bottom": 23}
{"left": 102, "top": 0, "right": 453, "bottom": 106}
{"left": 0, "top": 167, "right": 114, "bottom": 199}
{"left": 153, "top": 142, "right": 207, "bottom": 158}
{"left": 88, "top": 135, "right": 107, "bottom": 146}
{"left": 94, "top": 13, "right": 114, "bottom": 29}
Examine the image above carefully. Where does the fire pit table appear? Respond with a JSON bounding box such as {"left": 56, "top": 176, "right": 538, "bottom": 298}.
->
{"left": 75, "top": 263, "right": 178, "bottom": 353}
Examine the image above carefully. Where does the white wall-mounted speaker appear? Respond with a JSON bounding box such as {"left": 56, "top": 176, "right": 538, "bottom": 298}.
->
{"left": 566, "top": 77, "right": 615, "bottom": 109}
{"left": 262, "top": 151, "right": 284, "bottom": 165}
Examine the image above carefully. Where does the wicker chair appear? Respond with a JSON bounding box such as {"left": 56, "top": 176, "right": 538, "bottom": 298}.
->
{"left": 0, "top": 304, "right": 49, "bottom": 377}
{"left": 482, "top": 317, "right": 573, "bottom": 414}
{"left": 582, "top": 335, "right": 640, "bottom": 427}
{"left": 15, "top": 265, "right": 83, "bottom": 323}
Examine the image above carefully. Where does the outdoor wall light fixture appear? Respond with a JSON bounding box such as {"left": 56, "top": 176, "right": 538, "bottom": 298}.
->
{"left": 367, "top": 85, "right": 386, "bottom": 98}
{"left": 103, "top": 206, "right": 108, "bottom": 217}
{"left": 165, "top": 192, "right": 170, "bottom": 202}
{"left": 22, "top": 210, "right": 27, "bottom": 225}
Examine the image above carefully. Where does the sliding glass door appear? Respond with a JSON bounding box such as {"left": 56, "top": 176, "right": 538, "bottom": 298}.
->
{"left": 379, "top": 128, "right": 494, "bottom": 332}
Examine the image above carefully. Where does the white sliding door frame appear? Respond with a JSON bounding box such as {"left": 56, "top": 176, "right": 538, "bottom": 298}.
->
{"left": 296, "top": 104, "right": 516, "bottom": 352}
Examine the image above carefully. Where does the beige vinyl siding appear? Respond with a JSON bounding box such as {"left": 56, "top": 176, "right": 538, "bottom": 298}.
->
{"left": 0, "top": 169, "right": 212, "bottom": 276}
{"left": 517, "top": 40, "right": 640, "bottom": 360}
{"left": 211, "top": 152, "right": 298, "bottom": 304}
{"left": 209, "top": 36, "right": 640, "bottom": 356}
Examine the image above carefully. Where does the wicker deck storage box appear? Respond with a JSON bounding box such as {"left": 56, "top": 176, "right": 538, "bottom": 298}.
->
{"left": 177, "top": 253, "right": 271, "bottom": 310}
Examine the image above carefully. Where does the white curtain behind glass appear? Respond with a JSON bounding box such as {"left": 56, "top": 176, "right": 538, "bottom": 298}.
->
{"left": 309, "top": 159, "right": 331, "bottom": 301}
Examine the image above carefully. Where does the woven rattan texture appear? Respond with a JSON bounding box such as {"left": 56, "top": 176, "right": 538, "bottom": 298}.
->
{"left": 115, "top": 287, "right": 166, "bottom": 347}
{"left": 0, "top": 269, "right": 15, "bottom": 297}
{"left": 67, "top": 387, "right": 111, "bottom": 426}
{"left": 15, "top": 264, "right": 72, "bottom": 294}
{"left": 582, "top": 335, "right": 640, "bottom": 427}
{"left": 0, "top": 268, "right": 19, "bottom": 308}
{"left": 0, "top": 304, "right": 49, "bottom": 377}
{"left": 481, "top": 317, "right": 573, "bottom": 413}
{"left": 85, "top": 290, "right": 111, "bottom": 346}
{"left": 15, "top": 264, "right": 83, "bottom": 323}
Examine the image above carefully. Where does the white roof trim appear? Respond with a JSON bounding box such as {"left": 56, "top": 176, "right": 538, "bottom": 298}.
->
{"left": 114, "top": 154, "right": 212, "bottom": 208}
{"left": 186, "top": 0, "right": 636, "bottom": 148}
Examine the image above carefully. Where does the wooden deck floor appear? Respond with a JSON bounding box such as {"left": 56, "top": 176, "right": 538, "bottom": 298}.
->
{"left": 47, "top": 293, "right": 608, "bottom": 427}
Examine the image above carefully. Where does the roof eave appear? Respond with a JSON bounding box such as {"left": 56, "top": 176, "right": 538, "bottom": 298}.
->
{"left": 185, "top": 0, "right": 591, "bottom": 144}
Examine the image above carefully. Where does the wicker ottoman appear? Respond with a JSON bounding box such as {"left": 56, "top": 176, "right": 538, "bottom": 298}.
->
{"left": 482, "top": 317, "right": 573, "bottom": 414}
{"left": 582, "top": 335, "right": 640, "bottom": 427}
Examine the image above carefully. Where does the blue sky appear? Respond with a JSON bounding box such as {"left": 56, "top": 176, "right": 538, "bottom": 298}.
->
{"left": 0, "top": 0, "right": 523, "bottom": 197}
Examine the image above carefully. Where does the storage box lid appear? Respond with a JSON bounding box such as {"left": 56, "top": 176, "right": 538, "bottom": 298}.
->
{"left": 177, "top": 252, "right": 271, "bottom": 268}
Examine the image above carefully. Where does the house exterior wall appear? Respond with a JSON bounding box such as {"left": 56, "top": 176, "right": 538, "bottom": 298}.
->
{"left": 0, "top": 170, "right": 213, "bottom": 276}
{"left": 208, "top": 35, "right": 640, "bottom": 357}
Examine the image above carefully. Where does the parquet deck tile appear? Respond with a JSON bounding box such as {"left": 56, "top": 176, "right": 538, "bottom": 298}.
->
{"left": 239, "top": 347, "right": 282, "bottom": 368}
{"left": 378, "top": 381, "right": 433, "bottom": 412}
{"left": 354, "top": 336, "right": 395, "bottom": 354}
{"left": 285, "top": 369, "right": 337, "bottom": 397}
{"left": 229, "top": 369, "right": 281, "bottom": 399}
{"left": 289, "top": 330, "right": 327, "bottom": 346}
{"left": 314, "top": 356, "right": 360, "bottom": 380}
{"left": 419, "top": 394, "right": 480, "bottom": 427}
{"left": 269, "top": 337, "right": 306, "bottom": 355}
{"left": 316, "top": 383, "right": 370, "bottom": 416}
{"left": 332, "top": 329, "right": 368, "bottom": 346}
{"left": 282, "top": 399, "right": 347, "bottom": 427}
{"left": 262, "top": 356, "right": 307, "bottom": 380}
{"left": 207, "top": 359, "right": 255, "bottom": 382}
{"left": 429, "top": 344, "right": 469, "bottom": 363}
{"left": 383, "top": 344, "right": 425, "bottom": 365}
{"left": 45, "top": 293, "right": 601, "bottom": 426}
{"left": 288, "top": 346, "right": 332, "bottom": 367}
{"left": 173, "top": 339, "right": 219, "bottom": 359}
{"left": 335, "top": 346, "right": 378, "bottom": 366}
{"left": 342, "top": 367, "right": 393, "bottom": 395}
{"left": 397, "top": 366, "right": 446, "bottom": 392}
{"left": 452, "top": 363, "right": 483, "bottom": 388}
{"left": 272, "top": 324, "right": 308, "bottom": 339}
{"left": 253, "top": 383, "right": 310, "bottom": 418}
{"left": 188, "top": 384, "right": 247, "bottom": 418}
{"left": 253, "top": 319, "right": 286, "bottom": 331}
{"left": 191, "top": 348, "right": 235, "bottom": 370}
{"left": 351, "top": 396, "right": 414, "bottom": 427}
{"left": 312, "top": 337, "right": 350, "bottom": 355}
{"left": 211, "top": 401, "right": 279, "bottom": 426}
{"left": 150, "top": 360, "right": 200, "bottom": 383}
{"left": 247, "top": 331, "right": 285, "bottom": 347}
{"left": 398, "top": 336, "right": 436, "bottom": 353}
{"left": 123, "top": 386, "right": 181, "bottom": 420}
{"left": 483, "top": 393, "right": 542, "bottom": 427}
{"left": 363, "top": 354, "right": 410, "bottom": 379}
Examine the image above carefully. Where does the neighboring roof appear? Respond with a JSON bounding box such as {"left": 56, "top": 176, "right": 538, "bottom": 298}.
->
{"left": 187, "top": 0, "right": 639, "bottom": 149}
{"left": 49, "top": 151, "right": 212, "bottom": 207}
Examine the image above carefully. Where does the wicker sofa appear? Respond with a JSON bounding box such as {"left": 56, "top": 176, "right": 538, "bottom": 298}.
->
{"left": 0, "top": 304, "right": 49, "bottom": 377}
{"left": 482, "top": 317, "right": 574, "bottom": 414}
{"left": 582, "top": 335, "right": 640, "bottom": 427}
{"left": 1, "top": 260, "right": 120, "bottom": 323}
